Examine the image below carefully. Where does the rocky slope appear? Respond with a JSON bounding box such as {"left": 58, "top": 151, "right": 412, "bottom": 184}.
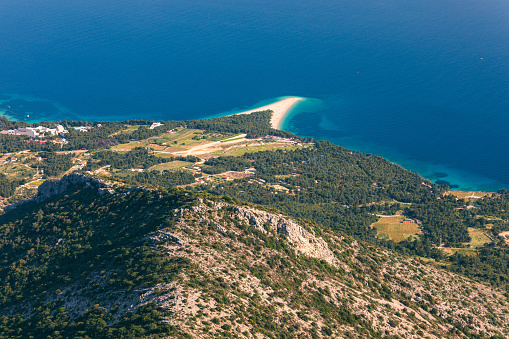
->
{"left": 0, "top": 177, "right": 508, "bottom": 338}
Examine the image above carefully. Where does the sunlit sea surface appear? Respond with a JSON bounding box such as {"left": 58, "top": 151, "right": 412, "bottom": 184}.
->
{"left": 1, "top": 0, "right": 508, "bottom": 191}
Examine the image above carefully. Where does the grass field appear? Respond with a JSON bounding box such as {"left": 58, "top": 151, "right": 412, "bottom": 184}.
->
{"left": 110, "top": 141, "right": 148, "bottom": 151}
{"left": 214, "top": 143, "right": 307, "bottom": 157}
{"left": 0, "top": 163, "right": 35, "bottom": 179}
{"left": 153, "top": 152, "right": 176, "bottom": 159}
{"left": 439, "top": 227, "right": 491, "bottom": 256}
{"left": 372, "top": 216, "right": 422, "bottom": 242}
{"left": 467, "top": 227, "right": 491, "bottom": 248}
{"left": 108, "top": 125, "right": 143, "bottom": 137}
{"left": 108, "top": 128, "right": 310, "bottom": 159}
{"left": 0, "top": 163, "right": 24, "bottom": 172}
{"left": 119, "top": 125, "right": 142, "bottom": 133}
{"left": 151, "top": 129, "right": 205, "bottom": 145}
{"left": 28, "top": 179, "right": 45, "bottom": 186}
{"left": 110, "top": 129, "right": 208, "bottom": 152}
{"left": 149, "top": 161, "right": 194, "bottom": 172}
{"left": 442, "top": 248, "right": 478, "bottom": 256}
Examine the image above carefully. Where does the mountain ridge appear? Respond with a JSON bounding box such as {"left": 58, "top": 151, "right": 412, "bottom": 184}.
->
{"left": 0, "top": 176, "right": 508, "bottom": 338}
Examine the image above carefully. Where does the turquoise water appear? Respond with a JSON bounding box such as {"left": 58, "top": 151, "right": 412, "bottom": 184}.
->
{"left": 0, "top": 0, "right": 508, "bottom": 191}
{"left": 284, "top": 99, "right": 506, "bottom": 191}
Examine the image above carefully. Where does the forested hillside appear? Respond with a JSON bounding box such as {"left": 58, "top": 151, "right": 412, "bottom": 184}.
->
{"left": 0, "top": 180, "right": 195, "bottom": 338}
{"left": 0, "top": 178, "right": 508, "bottom": 338}
{"left": 196, "top": 141, "right": 447, "bottom": 240}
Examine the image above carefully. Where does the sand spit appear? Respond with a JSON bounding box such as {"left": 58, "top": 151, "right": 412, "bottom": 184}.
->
{"left": 235, "top": 97, "right": 304, "bottom": 129}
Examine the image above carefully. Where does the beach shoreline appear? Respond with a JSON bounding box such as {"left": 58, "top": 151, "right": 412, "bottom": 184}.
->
{"left": 235, "top": 97, "right": 304, "bottom": 129}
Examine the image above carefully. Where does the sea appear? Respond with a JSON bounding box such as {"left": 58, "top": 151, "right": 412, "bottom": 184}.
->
{"left": 0, "top": 0, "right": 508, "bottom": 191}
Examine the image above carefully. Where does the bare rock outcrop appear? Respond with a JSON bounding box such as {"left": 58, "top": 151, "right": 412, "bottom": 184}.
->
{"left": 231, "top": 206, "right": 339, "bottom": 267}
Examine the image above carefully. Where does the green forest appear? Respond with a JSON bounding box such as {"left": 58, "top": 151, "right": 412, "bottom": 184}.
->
{"left": 1, "top": 111, "right": 509, "bottom": 337}
{"left": 0, "top": 185, "right": 196, "bottom": 338}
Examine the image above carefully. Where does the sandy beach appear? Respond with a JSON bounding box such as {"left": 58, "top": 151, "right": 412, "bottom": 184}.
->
{"left": 235, "top": 97, "right": 304, "bottom": 129}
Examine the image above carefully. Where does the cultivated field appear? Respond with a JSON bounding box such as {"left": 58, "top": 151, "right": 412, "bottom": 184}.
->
{"left": 372, "top": 216, "right": 422, "bottom": 242}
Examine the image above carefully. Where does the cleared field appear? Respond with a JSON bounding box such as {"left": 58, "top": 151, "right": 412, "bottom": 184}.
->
{"left": 109, "top": 125, "right": 143, "bottom": 137}
{"left": 149, "top": 161, "right": 194, "bottom": 172}
{"left": 0, "top": 164, "right": 35, "bottom": 179}
{"left": 106, "top": 128, "right": 311, "bottom": 163}
{"left": 448, "top": 191, "right": 492, "bottom": 199}
{"left": 108, "top": 128, "right": 310, "bottom": 159}
{"left": 499, "top": 231, "right": 509, "bottom": 245}
{"left": 151, "top": 129, "right": 205, "bottom": 146}
{"left": 110, "top": 141, "right": 148, "bottom": 151}
{"left": 217, "top": 133, "right": 245, "bottom": 142}
{"left": 214, "top": 143, "right": 306, "bottom": 157}
{"left": 27, "top": 179, "right": 45, "bottom": 186}
{"left": 439, "top": 228, "right": 491, "bottom": 256}
{"left": 271, "top": 184, "right": 289, "bottom": 192}
{"left": 146, "top": 143, "right": 167, "bottom": 151}
{"left": 467, "top": 227, "right": 491, "bottom": 248}
{"left": 110, "top": 129, "right": 208, "bottom": 152}
{"left": 442, "top": 248, "right": 478, "bottom": 256}
{"left": 372, "top": 216, "right": 422, "bottom": 242}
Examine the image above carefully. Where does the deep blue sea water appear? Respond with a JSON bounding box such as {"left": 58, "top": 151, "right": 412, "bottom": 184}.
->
{"left": 1, "top": 0, "right": 508, "bottom": 191}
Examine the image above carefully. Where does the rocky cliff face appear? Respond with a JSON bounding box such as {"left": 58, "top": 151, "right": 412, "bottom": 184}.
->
{"left": 231, "top": 206, "right": 339, "bottom": 267}
{"left": 186, "top": 199, "right": 338, "bottom": 267}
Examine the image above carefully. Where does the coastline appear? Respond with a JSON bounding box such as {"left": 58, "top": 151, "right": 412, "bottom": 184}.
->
{"left": 1, "top": 92, "right": 505, "bottom": 191}
{"left": 0, "top": 110, "right": 17, "bottom": 121}
{"left": 235, "top": 97, "right": 304, "bottom": 130}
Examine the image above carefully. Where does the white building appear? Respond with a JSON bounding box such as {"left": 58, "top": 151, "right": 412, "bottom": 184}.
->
{"left": 15, "top": 127, "right": 39, "bottom": 137}
{"left": 149, "top": 122, "right": 163, "bottom": 129}
{"left": 0, "top": 124, "right": 67, "bottom": 138}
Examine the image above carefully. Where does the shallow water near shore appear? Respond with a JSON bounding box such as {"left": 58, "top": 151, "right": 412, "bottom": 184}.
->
{"left": 0, "top": 0, "right": 508, "bottom": 191}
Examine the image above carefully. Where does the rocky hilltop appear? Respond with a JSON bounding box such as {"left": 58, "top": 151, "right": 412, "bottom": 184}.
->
{"left": 0, "top": 177, "right": 508, "bottom": 338}
{"left": 3, "top": 174, "right": 106, "bottom": 213}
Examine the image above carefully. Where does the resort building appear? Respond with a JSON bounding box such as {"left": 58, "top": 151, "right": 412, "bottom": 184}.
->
{"left": 74, "top": 126, "right": 92, "bottom": 132}
{"left": 0, "top": 124, "right": 68, "bottom": 138}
